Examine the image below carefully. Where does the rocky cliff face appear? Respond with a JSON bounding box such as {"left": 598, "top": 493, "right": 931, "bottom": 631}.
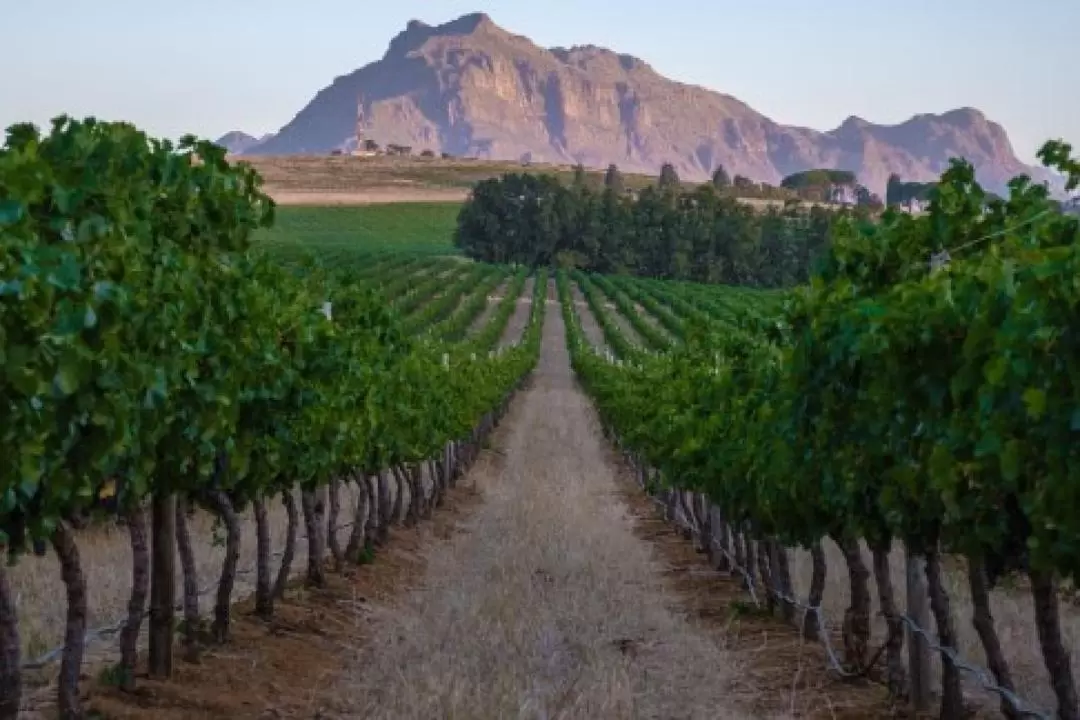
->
{"left": 247, "top": 12, "right": 1058, "bottom": 197}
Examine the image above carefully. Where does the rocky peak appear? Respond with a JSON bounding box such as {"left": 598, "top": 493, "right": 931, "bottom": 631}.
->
{"left": 386, "top": 12, "right": 502, "bottom": 58}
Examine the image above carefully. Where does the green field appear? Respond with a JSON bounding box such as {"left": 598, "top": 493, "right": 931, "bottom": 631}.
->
{"left": 256, "top": 202, "right": 461, "bottom": 263}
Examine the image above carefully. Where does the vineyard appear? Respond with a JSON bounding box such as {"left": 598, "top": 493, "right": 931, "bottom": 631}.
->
{"left": 3, "top": 117, "right": 1080, "bottom": 720}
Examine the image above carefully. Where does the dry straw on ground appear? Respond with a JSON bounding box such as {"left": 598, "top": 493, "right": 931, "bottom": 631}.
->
{"left": 345, "top": 286, "right": 744, "bottom": 719}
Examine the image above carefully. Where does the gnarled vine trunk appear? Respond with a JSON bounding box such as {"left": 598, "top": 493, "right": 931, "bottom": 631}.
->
{"left": 1029, "top": 569, "right": 1079, "bottom": 720}
{"left": 925, "top": 545, "right": 964, "bottom": 719}
{"left": 869, "top": 541, "right": 905, "bottom": 696}
{"left": 327, "top": 479, "right": 343, "bottom": 570}
{"left": 119, "top": 504, "right": 150, "bottom": 690}
{"left": 51, "top": 521, "right": 87, "bottom": 719}
{"left": 709, "top": 506, "right": 731, "bottom": 572}
{"left": 301, "top": 489, "right": 326, "bottom": 588}
{"left": 398, "top": 465, "right": 418, "bottom": 527}
{"left": 771, "top": 541, "right": 796, "bottom": 624}
{"left": 0, "top": 561, "right": 21, "bottom": 720}
{"left": 365, "top": 474, "right": 380, "bottom": 549}
{"left": 149, "top": 494, "right": 176, "bottom": 677}
{"left": 391, "top": 465, "right": 406, "bottom": 525}
{"left": 175, "top": 497, "right": 200, "bottom": 662}
{"left": 426, "top": 459, "right": 440, "bottom": 514}
{"left": 833, "top": 534, "right": 871, "bottom": 671}
{"left": 410, "top": 464, "right": 425, "bottom": 522}
{"left": 273, "top": 489, "right": 299, "bottom": 599}
{"left": 694, "top": 494, "right": 711, "bottom": 554}
{"left": 204, "top": 490, "right": 240, "bottom": 643}
{"left": 742, "top": 530, "right": 758, "bottom": 595}
{"left": 253, "top": 497, "right": 273, "bottom": 619}
{"left": 756, "top": 535, "right": 775, "bottom": 614}
{"left": 804, "top": 541, "right": 827, "bottom": 640}
{"left": 345, "top": 474, "right": 370, "bottom": 563}
{"left": 732, "top": 526, "right": 747, "bottom": 582}
{"left": 966, "top": 555, "right": 1018, "bottom": 720}
{"left": 376, "top": 471, "right": 391, "bottom": 544}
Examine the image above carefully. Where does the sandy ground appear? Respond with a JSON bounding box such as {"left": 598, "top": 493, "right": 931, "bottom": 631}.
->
{"left": 343, "top": 283, "right": 742, "bottom": 720}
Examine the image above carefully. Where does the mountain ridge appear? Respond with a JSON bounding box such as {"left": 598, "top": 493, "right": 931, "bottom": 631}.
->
{"left": 244, "top": 12, "right": 1060, "bottom": 197}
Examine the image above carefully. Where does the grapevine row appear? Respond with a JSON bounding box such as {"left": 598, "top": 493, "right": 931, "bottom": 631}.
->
{"left": 561, "top": 145, "right": 1080, "bottom": 719}
{"left": 608, "top": 275, "right": 686, "bottom": 341}
{"left": 0, "top": 117, "right": 544, "bottom": 719}
{"left": 588, "top": 274, "right": 672, "bottom": 351}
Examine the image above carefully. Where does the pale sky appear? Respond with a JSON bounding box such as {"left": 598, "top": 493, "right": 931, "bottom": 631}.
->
{"left": 2, "top": 0, "right": 1075, "bottom": 163}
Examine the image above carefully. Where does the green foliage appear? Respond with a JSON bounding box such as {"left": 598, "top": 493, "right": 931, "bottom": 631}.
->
{"left": 885, "top": 173, "right": 936, "bottom": 207}
{"left": 256, "top": 203, "right": 461, "bottom": 260}
{"left": 562, "top": 142, "right": 1080, "bottom": 590}
{"left": 780, "top": 169, "right": 857, "bottom": 190}
{"left": 658, "top": 163, "right": 681, "bottom": 189}
{"left": 454, "top": 173, "right": 846, "bottom": 288}
{"left": 711, "top": 165, "right": 731, "bottom": 190}
{"left": 0, "top": 116, "right": 543, "bottom": 557}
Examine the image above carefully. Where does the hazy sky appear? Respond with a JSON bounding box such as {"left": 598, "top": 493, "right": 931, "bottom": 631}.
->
{"left": 2, "top": 0, "right": 1075, "bottom": 163}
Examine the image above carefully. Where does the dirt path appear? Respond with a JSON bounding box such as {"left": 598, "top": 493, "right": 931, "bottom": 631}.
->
{"left": 496, "top": 276, "right": 535, "bottom": 348}
{"left": 570, "top": 283, "right": 607, "bottom": 353}
{"left": 344, "top": 287, "right": 740, "bottom": 719}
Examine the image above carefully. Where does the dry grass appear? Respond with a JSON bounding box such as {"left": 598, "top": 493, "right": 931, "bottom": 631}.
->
{"left": 81, "top": 481, "right": 488, "bottom": 720}
{"left": 237, "top": 155, "right": 668, "bottom": 197}
{"left": 268, "top": 188, "right": 469, "bottom": 205}
{"left": 11, "top": 485, "right": 356, "bottom": 662}
{"left": 238, "top": 154, "right": 810, "bottom": 209}
{"left": 344, "top": 296, "right": 742, "bottom": 719}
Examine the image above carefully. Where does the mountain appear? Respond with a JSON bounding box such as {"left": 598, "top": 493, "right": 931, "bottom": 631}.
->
{"left": 216, "top": 131, "right": 272, "bottom": 154}
{"left": 245, "top": 12, "right": 1060, "bottom": 197}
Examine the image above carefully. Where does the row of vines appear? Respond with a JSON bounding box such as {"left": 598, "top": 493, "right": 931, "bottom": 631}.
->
{"left": 559, "top": 142, "right": 1080, "bottom": 719}
{"left": 0, "top": 116, "right": 545, "bottom": 719}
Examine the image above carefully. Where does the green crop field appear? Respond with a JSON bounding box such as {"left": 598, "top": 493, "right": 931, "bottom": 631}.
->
{"left": 256, "top": 202, "right": 461, "bottom": 262}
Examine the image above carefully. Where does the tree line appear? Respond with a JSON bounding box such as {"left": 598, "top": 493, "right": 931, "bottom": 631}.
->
{"left": 454, "top": 166, "right": 863, "bottom": 288}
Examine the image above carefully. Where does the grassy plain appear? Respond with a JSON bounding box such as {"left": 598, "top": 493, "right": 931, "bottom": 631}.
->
{"left": 256, "top": 203, "right": 460, "bottom": 263}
